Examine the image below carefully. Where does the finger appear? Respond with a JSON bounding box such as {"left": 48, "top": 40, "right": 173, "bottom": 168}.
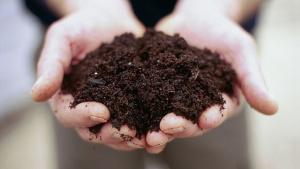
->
{"left": 160, "top": 113, "right": 201, "bottom": 138}
{"left": 127, "top": 135, "right": 146, "bottom": 149}
{"left": 227, "top": 32, "right": 278, "bottom": 115}
{"left": 76, "top": 123, "right": 136, "bottom": 144}
{"left": 31, "top": 23, "right": 72, "bottom": 102}
{"left": 98, "top": 123, "right": 136, "bottom": 144}
{"left": 108, "top": 142, "right": 138, "bottom": 151}
{"left": 77, "top": 127, "right": 143, "bottom": 151}
{"left": 146, "top": 144, "right": 166, "bottom": 154}
{"left": 122, "top": 18, "right": 146, "bottom": 38}
{"left": 155, "top": 14, "right": 178, "bottom": 35}
{"left": 198, "top": 93, "right": 239, "bottom": 129}
{"left": 50, "top": 91, "right": 110, "bottom": 128}
{"left": 76, "top": 127, "right": 104, "bottom": 143}
{"left": 76, "top": 128, "right": 137, "bottom": 151}
{"left": 146, "top": 130, "right": 171, "bottom": 148}
{"left": 157, "top": 16, "right": 278, "bottom": 115}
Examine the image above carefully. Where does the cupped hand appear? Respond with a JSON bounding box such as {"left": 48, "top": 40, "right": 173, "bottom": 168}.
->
{"left": 31, "top": 1, "right": 147, "bottom": 151}
{"left": 144, "top": 0, "right": 278, "bottom": 153}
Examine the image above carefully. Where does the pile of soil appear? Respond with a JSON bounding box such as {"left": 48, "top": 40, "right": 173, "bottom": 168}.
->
{"left": 61, "top": 29, "right": 236, "bottom": 138}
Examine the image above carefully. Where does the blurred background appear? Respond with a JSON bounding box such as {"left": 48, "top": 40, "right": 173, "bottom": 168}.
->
{"left": 0, "top": 0, "right": 299, "bottom": 169}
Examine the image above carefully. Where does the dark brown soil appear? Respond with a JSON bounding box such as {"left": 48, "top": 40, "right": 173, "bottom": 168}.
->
{"left": 61, "top": 29, "right": 236, "bottom": 138}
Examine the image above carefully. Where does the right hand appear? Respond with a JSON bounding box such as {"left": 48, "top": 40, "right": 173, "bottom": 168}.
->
{"left": 147, "top": 0, "right": 278, "bottom": 153}
{"left": 31, "top": 0, "right": 147, "bottom": 151}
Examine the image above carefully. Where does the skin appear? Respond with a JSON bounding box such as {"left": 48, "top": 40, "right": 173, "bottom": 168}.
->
{"left": 31, "top": 0, "right": 278, "bottom": 153}
{"left": 149, "top": 0, "right": 278, "bottom": 149}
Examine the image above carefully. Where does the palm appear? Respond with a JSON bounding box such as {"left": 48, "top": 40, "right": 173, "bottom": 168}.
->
{"left": 52, "top": 10, "right": 144, "bottom": 65}
{"left": 157, "top": 12, "right": 277, "bottom": 114}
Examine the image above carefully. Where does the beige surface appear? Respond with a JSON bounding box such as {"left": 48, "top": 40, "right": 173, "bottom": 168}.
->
{"left": 0, "top": 104, "right": 57, "bottom": 169}
{"left": 0, "top": 0, "right": 299, "bottom": 169}
{"left": 248, "top": 1, "right": 300, "bottom": 169}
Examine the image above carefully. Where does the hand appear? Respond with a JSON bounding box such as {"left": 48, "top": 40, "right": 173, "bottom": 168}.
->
{"left": 145, "top": 0, "right": 278, "bottom": 153}
{"left": 31, "top": 1, "right": 147, "bottom": 151}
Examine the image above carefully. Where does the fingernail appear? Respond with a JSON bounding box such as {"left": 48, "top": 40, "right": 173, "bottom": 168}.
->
{"left": 89, "top": 116, "right": 107, "bottom": 123}
{"left": 112, "top": 133, "right": 123, "bottom": 141}
{"left": 127, "top": 141, "right": 143, "bottom": 148}
{"left": 164, "top": 127, "right": 185, "bottom": 134}
{"left": 112, "top": 133, "right": 133, "bottom": 141}
{"left": 153, "top": 136, "right": 172, "bottom": 148}
{"left": 31, "top": 77, "right": 43, "bottom": 94}
{"left": 153, "top": 139, "right": 168, "bottom": 148}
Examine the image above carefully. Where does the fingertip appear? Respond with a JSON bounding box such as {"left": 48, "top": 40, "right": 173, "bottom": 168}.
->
{"left": 160, "top": 113, "right": 201, "bottom": 138}
{"left": 199, "top": 105, "right": 223, "bottom": 129}
{"left": 30, "top": 75, "right": 62, "bottom": 102}
{"left": 127, "top": 136, "right": 146, "bottom": 149}
{"left": 51, "top": 93, "right": 110, "bottom": 127}
{"left": 250, "top": 93, "right": 278, "bottom": 115}
{"left": 109, "top": 142, "right": 137, "bottom": 151}
{"left": 76, "top": 102, "right": 111, "bottom": 122}
{"left": 103, "top": 124, "right": 136, "bottom": 144}
{"left": 133, "top": 22, "right": 146, "bottom": 38}
{"left": 154, "top": 14, "right": 177, "bottom": 35}
{"left": 267, "top": 95, "right": 279, "bottom": 115}
{"left": 76, "top": 127, "right": 101, "bottom": 143}
{"left": 243, "top": 83, "right": 279, "bottom": 115}
{"left": 33, "top": 24, "right": 71, "bottom": 102}
{"left": 236, "top": 58, "right": 278, "bottom": 115}
{"left": 160, "top": 113, "right": 186, "bottom": 134}
{"left": 263, "top": 93, "right": 279, "bottom": 115}
{"left": 146, "top": 130, "right": 170, "bottom": 147}
{"left": 146, "top": 144, "right": 166, "bottom": 154}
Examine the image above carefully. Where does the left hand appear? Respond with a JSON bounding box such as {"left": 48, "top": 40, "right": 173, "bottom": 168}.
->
{"left": 144, "top": 0, "right": 278, "bottom": 153}
{"left": 31, "top": 0, "right": 147, "bottom": 152}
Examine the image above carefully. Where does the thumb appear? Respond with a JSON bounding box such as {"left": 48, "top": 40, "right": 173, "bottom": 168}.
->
{"left": 155, "top": 14, "right": 179, "bottom": 35}
{"left": 232, "top": 35, "right": 278, "bottom": 115}
{"left": 31, "top": 25, "right": 72, "bottom": 102}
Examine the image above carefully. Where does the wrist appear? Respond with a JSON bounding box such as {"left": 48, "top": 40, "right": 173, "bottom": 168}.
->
{"left": 46, "top": 0, "right": 132, "bottom": 17}
{"left": 215, "top": 0, "right": 263, "bottom": 23}
{"left": 175, "top": 0, "right": 261, "bottom": 24}
{"left": 174, "top": 0, "right": 238, "bottom": 20}
{"left": 213, "top": 0, "right": 243, "bottom": 22}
